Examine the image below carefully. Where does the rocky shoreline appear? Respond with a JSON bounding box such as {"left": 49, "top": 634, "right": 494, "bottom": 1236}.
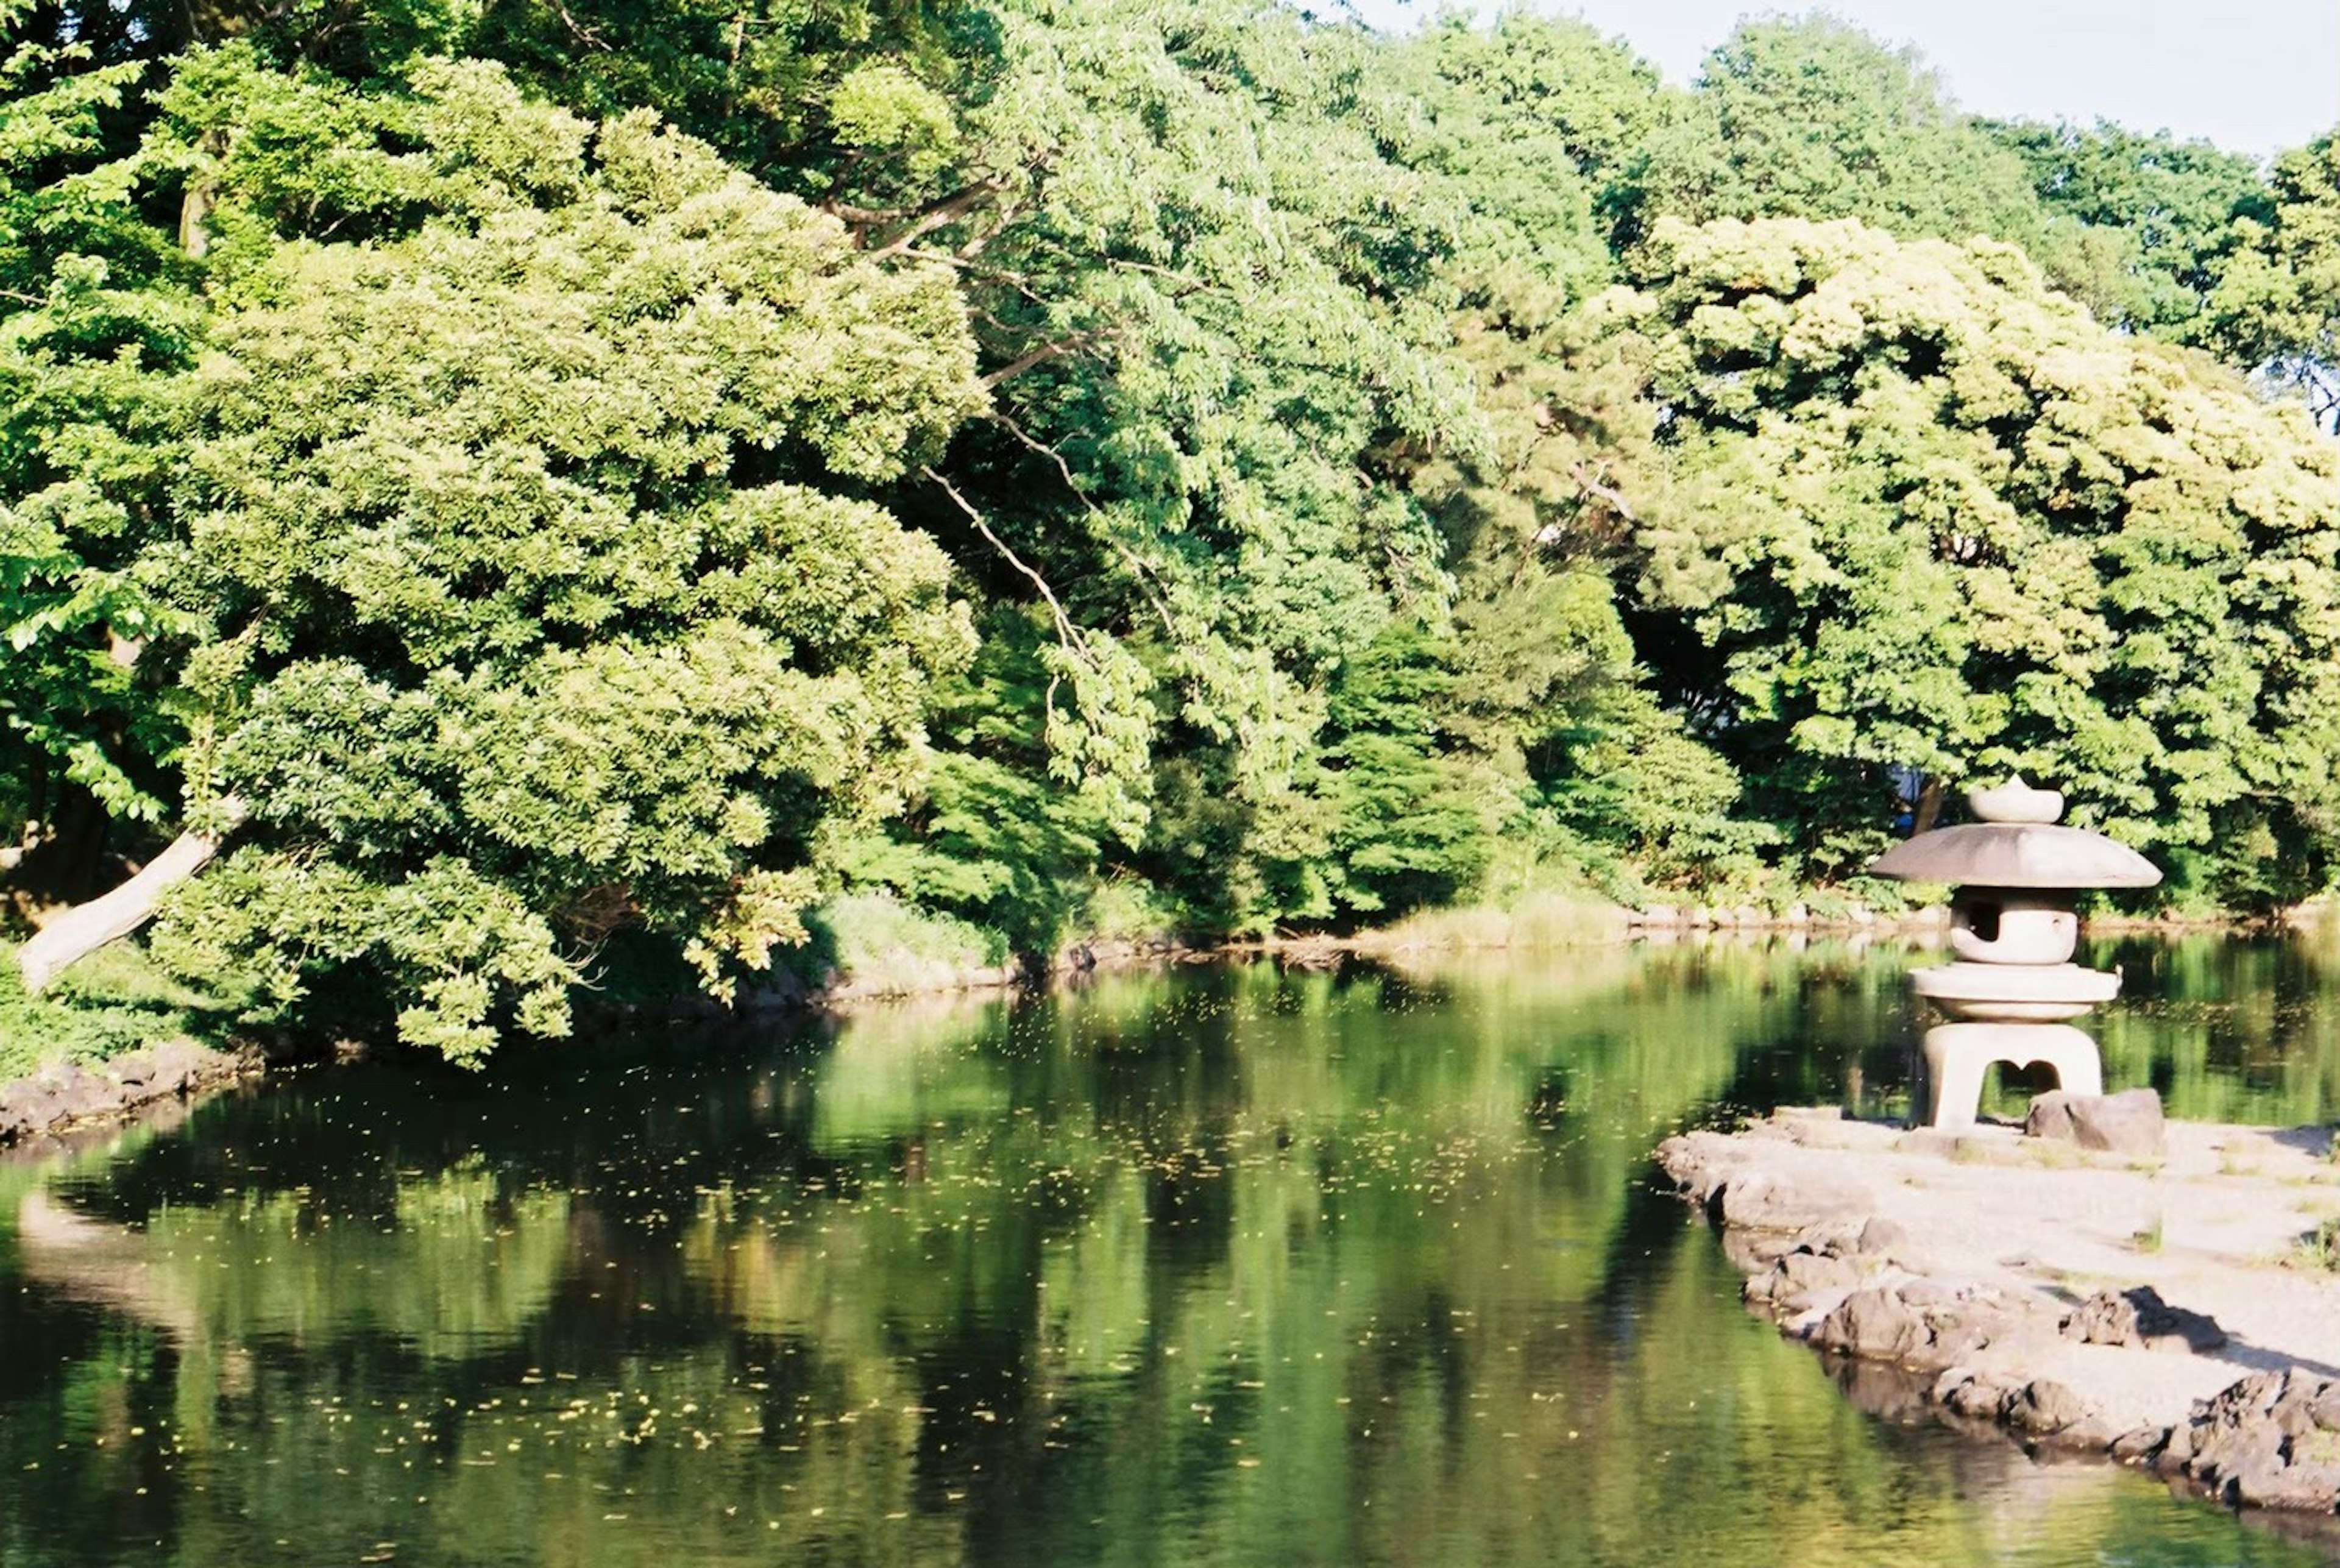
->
{"left": 1659, "top": 1109, "right": 2340, "bottom": 1514}
{"left": 0, "top": 1038, "right": 258, "bottom": 1152}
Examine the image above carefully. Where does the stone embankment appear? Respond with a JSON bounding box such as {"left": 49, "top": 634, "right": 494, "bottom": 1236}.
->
{"left": 1626, "top": 903, "right": 1950, "bottom": 935}
{"left": 0, "top": 1039, "right": 255, "bottom": 1149}
{"left": 1660, "top": 1109, "right": 2340, "bottom": 1513}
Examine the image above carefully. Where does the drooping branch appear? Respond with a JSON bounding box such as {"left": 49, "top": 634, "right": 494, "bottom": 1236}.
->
{"left": 921, "top": 465, "right": 1087, "bottom": 658}
{"left": 541, "top": 0, "right": 612, "bottom": 49}
{"left": 984, "top": 411, "right": 1178, "bottom": 640}
{"left": 16, "top": 795, "right": 249, "bottom": 994}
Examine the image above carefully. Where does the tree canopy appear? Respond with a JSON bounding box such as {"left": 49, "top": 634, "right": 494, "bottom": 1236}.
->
{"left": 1611, "top": 218, "right": 2340, "bottom": 896}
{"left": 7, "top": 0, "right": 2340, "bottom": 1056}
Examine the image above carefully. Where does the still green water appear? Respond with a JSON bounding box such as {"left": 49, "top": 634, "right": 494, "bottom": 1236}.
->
{"left": 4, "top": 936, "right": 2339, "bottom": 1568}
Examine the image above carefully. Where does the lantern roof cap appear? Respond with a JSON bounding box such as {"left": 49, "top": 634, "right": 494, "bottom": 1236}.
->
{"left": 1867, "top": 778, "right": 2162, "bottom": 889}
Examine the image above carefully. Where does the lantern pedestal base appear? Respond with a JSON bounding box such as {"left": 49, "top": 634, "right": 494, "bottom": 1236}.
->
{"left": 1920, "top": 1023, "right": 2102, "bottom": 1130}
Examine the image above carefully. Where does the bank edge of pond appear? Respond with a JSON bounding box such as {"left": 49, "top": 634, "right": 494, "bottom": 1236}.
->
{"left": 824, "top": 898, "right": 1965, "bottom": 1001}
{"left": 0, "top": 895, "right": 2293, "bottom": 1157}
{"left": 0, "top": 1036, "right": 257, "bottom": 1156}
{"left": 1659, "top": 1110, "right": 2340, "bottom": 1518}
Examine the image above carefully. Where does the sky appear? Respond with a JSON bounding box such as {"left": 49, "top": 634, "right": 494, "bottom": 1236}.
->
{"left": 1342, "top": 0, "right": 2340, "bottom": 157}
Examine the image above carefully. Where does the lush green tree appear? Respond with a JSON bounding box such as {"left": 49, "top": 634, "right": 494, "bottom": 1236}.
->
{"left": 832, "top": 605, "right": 1126, "bottom": 953}
{"left": 784, "top": 0, "right": 1498, "bottom": 932}
{"left": 1385, "top": 12, "right": 1665, "bottom": 288}
{"left": 1377, "top": 16, "right": 1765, "bottom": 898}
{"left": 1620, "top": 18, "right": 2046, "bottom": 256}
{"left": 1984, "top": 118, "right": 2266, "bottom": 338}
{"left": 1604, "top": 216, "right": 2340, "bottom": 902}
{"left": 0, "top": 0, "right": 200, "bottom": 907}
{"left": 2206, "top": 133, "right": 2340, "bottom": 427}
{"left": 463, "top": 0, "right": 983, "bottom": 194}
{"left": 19, "top": 54, "right": 984, "bottom": 1057}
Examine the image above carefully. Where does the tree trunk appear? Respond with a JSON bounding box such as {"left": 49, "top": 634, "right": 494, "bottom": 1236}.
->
{"left": 1911, "top": 776, "right": 1948, "bottom": 835}
{"left": 178, "top": 129, "right": 228, "bottom": 260}
{"left": 16, "top": 798, "right": 247, "bottom": 994}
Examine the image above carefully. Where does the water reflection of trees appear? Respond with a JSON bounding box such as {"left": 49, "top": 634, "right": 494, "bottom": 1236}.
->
{"left": 0, "top": 945, "right": 2316, "bottom": 1567}
{"left": 2081, "top": 931, "right": 2340, "bottom": 1126}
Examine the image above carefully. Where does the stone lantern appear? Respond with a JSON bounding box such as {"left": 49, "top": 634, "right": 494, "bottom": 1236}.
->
{"left": 1867, "top": 778, "right": 2161, "bottom": 1130}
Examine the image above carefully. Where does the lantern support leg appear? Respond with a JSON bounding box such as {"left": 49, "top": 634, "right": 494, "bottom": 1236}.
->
{"left": 1920, "top": 1023, "right": 2102, "bottom": 1130}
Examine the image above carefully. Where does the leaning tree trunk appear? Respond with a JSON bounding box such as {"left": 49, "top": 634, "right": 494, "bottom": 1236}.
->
{"left": 1911, "top": 776, "right": 1948, "bottom": 836}
{"left": 16, "top": 797, "right": 247, "bottom": 994}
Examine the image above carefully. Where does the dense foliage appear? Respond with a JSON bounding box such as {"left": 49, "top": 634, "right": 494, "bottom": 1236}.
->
{"left": 5, "top": 0, "right": 2340, "bottom": 1057}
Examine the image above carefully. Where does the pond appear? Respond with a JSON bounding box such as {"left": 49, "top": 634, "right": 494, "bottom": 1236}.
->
{"left": 5, "top": 934, "right": 2340, "bottom": 1567}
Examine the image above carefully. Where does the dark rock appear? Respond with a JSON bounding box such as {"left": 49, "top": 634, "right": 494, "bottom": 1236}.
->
{"left": 2005, "top": 1378, "right": 2092, "bottom": 1435}
{"left": 2177, "top": 1371, "right": 2340, "bottom": 1511}
{"left": 10, "top": 1088, "right": 64, "bottom": 1133}
{"left": 2233, "top": 1452, "right": 2340, "bottom": 1511}
{"left": 110, "top": 1051, "right": 158, "bottom": 1088}
{"left": 2158, "top": 1419, "right": 2197, "bottom": 1472}
{"left": 1723, "top": 1229, "right": 1795, "bottom": 1272}
{"left": 1747, "top": 1248, "right": 1865, "bottom": 1308}
{"left": 2060, "top": 1285, "right": 2227, "bottom": 1353}
{"left": 1929, "top": 1315, "right": 2002, "bottom": 1366}
{"left": 1787, "top": 1219, "right": 1862, "bottom": 1258}
{"left": 1943, "top": 1372, "right": 2018, "bottom": 1421}
{"left": 55, "top": 1071, "right": 115, "bottom": 1122}
{"left": 2110, "top": 1425, "right": 2170, "bottom": 1463}
{"left": 150, "top": 1038, "right": 207, "bottom": 1094}
{"left": 2271, "top": 1380, "right": 2324, "bottom": 1440}
{"left": 1779, "top": 1249, "right": 1867, "bottom": 1294}
{"left": 2026, "top": 1088, "right": 2164, "bottom": 1155}
{"left": 1810, "top": 1285, "right": 1936, "bottom": 1363}
{"left": 0, "top": 1036, "right": 249, "bottom": 1149}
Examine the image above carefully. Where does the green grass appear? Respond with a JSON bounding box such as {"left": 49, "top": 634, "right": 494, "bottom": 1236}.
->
{"left": 1367, "top": 889, "right": 1628, "bottom": 951}
{"left": 795, "top": 895, "right": 1013, "bottom": 996}
{"left": 2296, "top": 1215, "right": 2340, "bottom": 1272}
{"left": 1070, "top": 876, "right": 1185, "bottom": 948}
{"left": 0, "top": 939, "right": 241, "bottom": 1084}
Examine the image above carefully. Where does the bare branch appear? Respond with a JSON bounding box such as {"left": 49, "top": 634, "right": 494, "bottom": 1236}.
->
{"left": 832, "top": 178, "right": 1015, "bottom": 252}
{"left": 1569, "top": 461, "right": 1641, "bottom": 526}
{"left": 868, "top": 176, "right": 1015, "bottom": 260}
{"left": 921, "top": 465, "right": 1091, "bottom": 667}
{"left": 542, "top": 0, "right": 612, "bottom": 49}
{"left": 982, "top": 331, "right": 1108, "bottom": 388}
{"left": 984, "top": 411, "right": 1179, "bottom": 640}
{"left": 899, "top": 247, "right": 1052, "bottom": 309}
